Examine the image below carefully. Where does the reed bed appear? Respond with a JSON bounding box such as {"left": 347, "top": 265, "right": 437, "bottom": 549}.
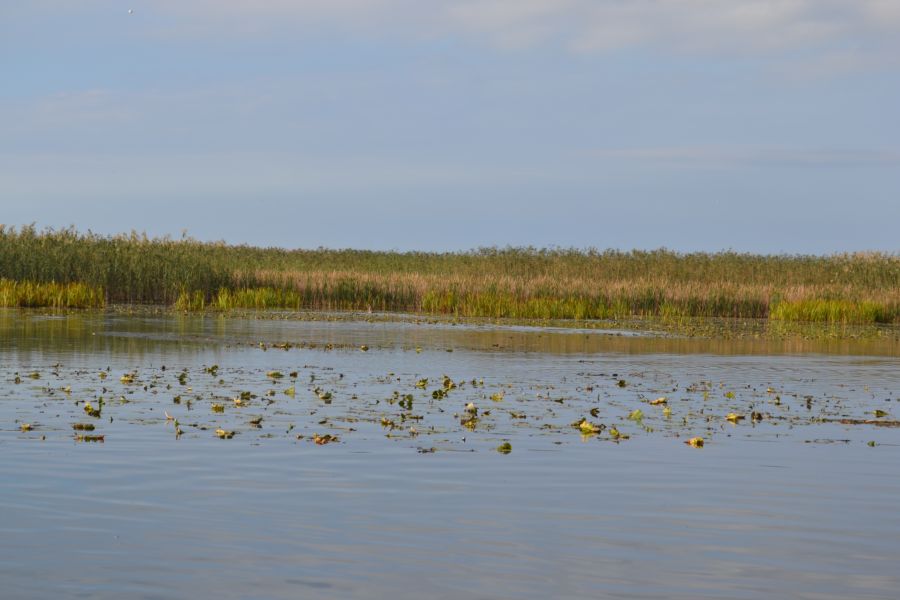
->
{"left": 0, "top": 279, "right": 105, "bottom": 309}
{"left": 2, "top": 226, "right": 898, "bottom": 323}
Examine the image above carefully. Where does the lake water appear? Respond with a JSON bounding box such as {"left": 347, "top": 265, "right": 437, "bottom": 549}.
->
{"left": 1, "top": 309, "right": 899, "bottom": 599}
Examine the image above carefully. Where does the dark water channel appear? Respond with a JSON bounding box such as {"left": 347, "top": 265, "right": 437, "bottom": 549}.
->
{"left": 1, "top": 310, "right": 898, "bottom": 599}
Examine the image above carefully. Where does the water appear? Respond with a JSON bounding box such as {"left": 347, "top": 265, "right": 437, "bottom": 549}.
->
{"left": 1, "top": 309, "right": 899, "bottom": 599}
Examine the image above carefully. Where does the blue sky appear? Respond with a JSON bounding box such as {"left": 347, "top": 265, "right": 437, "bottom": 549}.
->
{"left": 2, "top": 1, "right": 899, "bottom": 253}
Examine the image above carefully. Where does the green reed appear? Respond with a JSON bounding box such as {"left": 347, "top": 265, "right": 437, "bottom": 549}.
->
{"left": 2, "top": 225, "right": 898, "bottom": 322}
{"left": 0, "top": 279, "right": 105, "bottom": 309}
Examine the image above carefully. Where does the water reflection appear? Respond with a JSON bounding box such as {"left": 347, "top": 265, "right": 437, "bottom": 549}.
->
{"left": 2, "top": 309, "right": 898, "bottom": 359}
{"left": 1, "top": 308, "right": 898, "bottom": 600}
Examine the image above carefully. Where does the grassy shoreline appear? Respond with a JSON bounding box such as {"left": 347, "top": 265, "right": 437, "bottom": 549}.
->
{"left": 1, "top": 225, "right": 898, "bottom": 323}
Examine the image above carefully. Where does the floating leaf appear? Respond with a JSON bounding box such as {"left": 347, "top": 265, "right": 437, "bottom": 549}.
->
{"left": 211, "top": 403, "right": 225, "bottom": 413}
{"left": 215, "top": 428, "right": 235, "bottom": 439}
{"left": 497, "top": 442, "right": 512, "bottom": 454}
{"left": 609, "top": 426, "right": 629, "bottom": 440}
{"left": 726, "top": 413, "right": 745, "bottom": 423}
{"left": 649, "top": 397, "right": 667, "bottom": 405}
{"left": 579, "top": 420, "right": 602, "bottom": 434}
{"left": 686, "top": 436, "right": 704, "bottom": 448}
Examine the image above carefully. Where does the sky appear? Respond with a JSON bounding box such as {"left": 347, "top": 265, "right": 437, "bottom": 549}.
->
{"left": 2, "top": 1, "right": 899, "bottom": 253}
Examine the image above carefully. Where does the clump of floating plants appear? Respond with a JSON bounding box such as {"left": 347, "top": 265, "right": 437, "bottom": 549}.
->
{"left": 1, "top": 225, "right": 898, "bottom": 323}
{"left": 5, "top": 357, "right": 897, "bottom": 453}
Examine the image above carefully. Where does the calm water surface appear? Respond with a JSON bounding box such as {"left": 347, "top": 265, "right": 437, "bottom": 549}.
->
{"left": 1, "top": 310, "right": 899, "bottom": 599}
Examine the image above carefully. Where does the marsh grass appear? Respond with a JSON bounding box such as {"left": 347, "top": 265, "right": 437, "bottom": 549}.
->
{"left": 2, "top": 225, "right": 898, "bottom": 323}
{"left": 0, "top": 279, "right": 105, "bottom": 309}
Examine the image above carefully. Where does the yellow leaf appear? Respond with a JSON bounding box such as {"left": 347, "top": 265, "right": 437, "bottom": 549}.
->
{"left": 579, "top": 420, "right": 601, "bottom": 434}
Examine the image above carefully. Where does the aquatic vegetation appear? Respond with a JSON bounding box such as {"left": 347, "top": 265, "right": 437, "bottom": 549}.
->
{"left": 0, "top": 278, "right": 105, "bottom": 309}
{"left": 575, "top": 419, "right": 602, "bottom": 434}
{"left": 1, "top": 226, "right": 897, "bottom": 323}
{"left": 2, "top": 336, "right": 898, "bottom": 458}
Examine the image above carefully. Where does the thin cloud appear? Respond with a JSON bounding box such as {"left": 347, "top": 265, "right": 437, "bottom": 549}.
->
{"left": 149, "top": 0, "right": 900, "bottom": 63}
{"left": 594, "top": 145, "right": 900, "bottom": 168}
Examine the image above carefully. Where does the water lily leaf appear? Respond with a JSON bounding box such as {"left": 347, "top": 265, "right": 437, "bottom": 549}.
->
{"left": 579, "top": 420, "right": 602, "bottom": 434}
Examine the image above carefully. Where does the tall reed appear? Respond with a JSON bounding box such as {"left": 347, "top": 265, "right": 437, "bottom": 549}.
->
{"left": 2, "top": 225, "right": 898, "bottom": 322}
{"left": 0, "top": 279, "right": 105, "bottom": 309}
